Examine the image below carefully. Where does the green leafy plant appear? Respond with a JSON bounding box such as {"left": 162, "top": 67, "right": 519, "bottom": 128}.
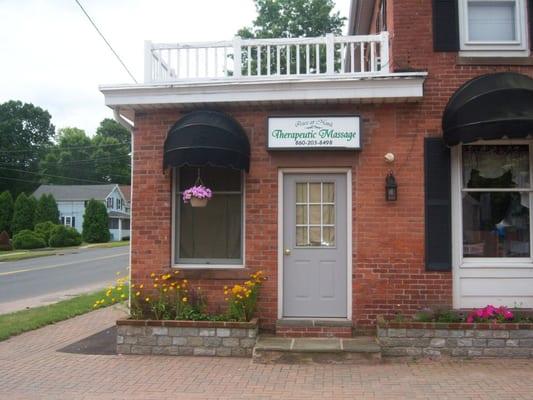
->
{"left": 82, "top": 199, "right": 110, "bottom": 243}
{"left": 34, "top": 221, "right": 57, "bottom": 244}
{"left": 11, "top": 193, "right": 36, "bottom": 235}
{"left": 12, "top": 230, "right": 46, "bottom": 250}
{"left": 224, "top": 271, "right": 265, "bottom": 322}
{"left": 34, "top": 194, "right": 60, "bottom": 225}
{"left": 49, "top": 225, "right": 82, "bottom": 247}
{"left": 0, "top": 191, "right": 14, "bottom": 234}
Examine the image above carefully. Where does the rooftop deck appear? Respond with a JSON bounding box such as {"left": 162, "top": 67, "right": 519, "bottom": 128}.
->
{"left": 144, "top": 32, "right": 390, "bottom": 83}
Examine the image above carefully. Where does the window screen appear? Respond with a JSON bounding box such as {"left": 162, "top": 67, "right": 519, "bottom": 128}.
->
{"left": 467, "top": 1, "right": 517, "bottom": 42}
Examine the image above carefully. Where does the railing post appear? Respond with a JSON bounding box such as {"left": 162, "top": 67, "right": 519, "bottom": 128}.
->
{"left": 379, "top": 31, "right": 390, "bottom": 73}
{"left": 144, "top": 40, "right": 153, "bottom": 83}
{"left": 326, "top": 33, "right": 335, "bottom": 75}
{"left": 233, "top": 36, "right": 242, "bottom": 78}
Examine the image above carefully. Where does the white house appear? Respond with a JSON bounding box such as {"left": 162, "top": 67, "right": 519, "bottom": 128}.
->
{"left": 33, "top": 184, "right": 130, "bottom": 241}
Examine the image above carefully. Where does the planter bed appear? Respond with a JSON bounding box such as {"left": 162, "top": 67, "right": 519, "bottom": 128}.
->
{"left": 377, "top": 317, "right": 533, "bottom": 358}
{"left": 116, "top": 318, "right": 258, "bottom": 357}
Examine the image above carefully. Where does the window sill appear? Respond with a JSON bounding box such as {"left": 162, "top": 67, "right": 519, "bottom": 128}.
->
{"left": 171, "top": 265, "right": 251, "bottom": 280}
{"left": 458, "top": 51, "right": 532, "bottom": 65}
{"left": 460, "top": 261, "right": 533, "bottom": 269}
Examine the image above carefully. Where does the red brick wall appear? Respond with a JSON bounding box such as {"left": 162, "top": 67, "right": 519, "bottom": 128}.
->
{"left": 130, "top": 1, "right": 533, "bottom": 331}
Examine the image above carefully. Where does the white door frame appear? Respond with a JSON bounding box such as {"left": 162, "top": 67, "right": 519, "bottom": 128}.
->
{"left": 277, "top": 167, "right": 353, "bottom": 320}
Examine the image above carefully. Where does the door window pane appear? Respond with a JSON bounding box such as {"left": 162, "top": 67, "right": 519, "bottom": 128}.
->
{"left": 463, "top": 191, "right": 530, "bottom": 257}
{"left": 463, "top": 145, "right": 529, "bottom": 188}
{"left": 295, "top": 181, "right": 336, "bottom": 247}
{"left": 468, "top": 1, "right": 516, "bottom": 42}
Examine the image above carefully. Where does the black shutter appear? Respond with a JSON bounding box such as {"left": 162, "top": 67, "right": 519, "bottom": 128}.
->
{"left": 433, "top": 0, "right": 460, "bottom": 52}
{"left": 529, "top": 0, "right": 533, "bottom": 50}
{"left": 61, "top": 216, "right": 64, "bottom": 225}
{"left": 424, "top": 138, "right": 452, "bottom": 271}
{"left": 72, "top": 217, "right": 75, "bottom": 228}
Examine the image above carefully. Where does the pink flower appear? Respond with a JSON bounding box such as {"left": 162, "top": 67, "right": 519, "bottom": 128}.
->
{"left": 182, "top": 185, "right": 213, "bottom": 203}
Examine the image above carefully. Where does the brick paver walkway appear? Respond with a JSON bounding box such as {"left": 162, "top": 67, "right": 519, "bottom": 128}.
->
{"left": 1, "top": 307, "right": 533, "bottom": 400}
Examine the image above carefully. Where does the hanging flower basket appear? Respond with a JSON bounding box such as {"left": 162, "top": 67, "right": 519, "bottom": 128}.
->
{"left": 183, "top": 185, "right": 212, "bottom": 207}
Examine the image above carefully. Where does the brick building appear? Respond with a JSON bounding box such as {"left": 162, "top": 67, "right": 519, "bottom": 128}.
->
{"left": 101, "top": 0, "right": 533, "bottom": 335}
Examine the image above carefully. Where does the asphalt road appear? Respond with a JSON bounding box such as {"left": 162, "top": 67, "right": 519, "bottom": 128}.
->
{"left": 0, "top": 246, "right": 129, "bottom": 313}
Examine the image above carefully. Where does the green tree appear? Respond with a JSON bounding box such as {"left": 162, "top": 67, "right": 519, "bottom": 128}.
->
{"left": 237, "top": 0, "right": 346, "bottom": 74}
{"left": 40, "top": 127, "right": 95, "bottom": 184}
{"left": 96, "top": 118, "right": 130, "bottom": 145}
{"left": 238, "top": 0, "right": 345, "bottom": 39}
{"left": 82, "top": 199, "right": 110, "bottom": 243}
{"left": 0, "top": 191, "right": 14, "bottom": 234}
{"left": 11, "top": 193, "right": 36, "bottom": 234}
{"left": 0, "top": 101, "right": 55, "bottom": 195}
{"left": 34, "top": 194, "right": 60, "bottom": 225}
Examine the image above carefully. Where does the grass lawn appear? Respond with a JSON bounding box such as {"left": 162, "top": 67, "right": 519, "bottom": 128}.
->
{"left": 0, "top": 289, "right": 122, "bottom": 341}
{"left": 0, "top": 241, "right": 129, "bottom": 262}
{"left": 83, "top": 241, "right": 130, "bottom": 249}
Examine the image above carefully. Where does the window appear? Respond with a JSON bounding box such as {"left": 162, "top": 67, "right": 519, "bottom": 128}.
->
{"left": 123, "top": 219, "right": 130, "bottom": 230}
{"left": 461, "top": 144, "right": 531, "bottom": 259}
{"left": 175, "top": 166, "right": 243, "bottom": 266}
{"left": 295, "top": 182, "right": 336, "bottom": 247}
{"left": 458, "top": 0, "right": 529, "bottom": 56}
{"left": 109, "top": 218, "right": 119, "bottom": 229}
{"left": 117, "top": 198, "right": 122, "bottom": 210}
{"left": 375, "top": 0, "right": 387, "bottom": 33}
{"left": 62, "top": 216, "right": 74, "bottom": 228}
{"left": 106, "top": 197, "right": 113, "bottom": 208}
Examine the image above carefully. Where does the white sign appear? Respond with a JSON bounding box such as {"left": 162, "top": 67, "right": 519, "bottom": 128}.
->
{"left": 267, "top": 116, "right": 361, "bottom": 150}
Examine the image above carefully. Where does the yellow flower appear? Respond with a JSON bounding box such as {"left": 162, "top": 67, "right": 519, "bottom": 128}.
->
{"left": 112, "top": 298, "right": 116, "bottom": 302}
{"left": 135, "top": 291, "right": 141, "bottom": 296}
{"left": 224, "top": 285, "right": 228, "bottom": 290}
{"left": 150, "top": 273, "right": 155, "bottom": 278}
{"left": 145, "top": 297, "right": 150, "bottom": 302}
{"left": 117, "top": 286, "right": 122, "bottom": 291}
{"left": 153, "top": 284, "right": 158, "bottom": 288}
{"left": 169, "top": 286, "right": 174, "bottom": 291}
{"left": 131, "top": 283, "right": 135, "bottom": 288}
{"left": 155, "top": 277, "right": 159, "bottom": 282}
{"left": 183, "top": 279, "right": 188, "bottom": 284}
{"left": 139, "top": 284, "right": 144, "bottom": 289}
{"left": 116, "top": 271, "right": 121, "bottom": 276}
{"left": 163, "top": 288, "right": 168, "bottom": 293}
{"left": 121, "top": 294, "right": 126, "bottom": 299}
{"left": 174, "top": 271, "right": 179, "bottom": 275}
{"left": 182, "top": 297, "right": 188, "bottom": 302}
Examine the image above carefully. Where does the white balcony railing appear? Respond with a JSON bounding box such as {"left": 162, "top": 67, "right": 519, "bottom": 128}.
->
{"left": 144, "top": 32, "right": 390, "bottom": 83}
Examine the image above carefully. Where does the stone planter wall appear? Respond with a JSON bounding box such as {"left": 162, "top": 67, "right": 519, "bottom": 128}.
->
{"left": 116, "top": 318, "right": 258, "bottom": 357}
{"left": 377, "top": 317, "right": 533, "bottom": 358}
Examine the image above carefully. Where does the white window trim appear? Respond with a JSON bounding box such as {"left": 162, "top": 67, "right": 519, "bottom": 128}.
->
{"left": 451, "top": 139, "right": 533, "bottom": 270}
{"left": 458, "top": 0, "right": 530, "bottom": 57}
{"left": 171, "top": 167, "right": 246, "bottom": 269}
{"left": 63, "top": 216, "right": 73, "bottom": 227}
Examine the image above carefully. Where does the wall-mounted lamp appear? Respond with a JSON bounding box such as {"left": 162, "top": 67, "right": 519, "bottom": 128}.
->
{"left": 385, "top": 171, "right": 397, "bottom": 201}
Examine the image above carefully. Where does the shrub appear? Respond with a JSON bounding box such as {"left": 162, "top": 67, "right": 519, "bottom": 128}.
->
{"left": 49, "top": 225, "right": 82, "bottom": 248}
{"left": 0, "top": 231, "right": 12, "bottom": 251}
{"left": 34, "top": 194, "right": 60, "bottom": 225}
{"left": 82, "top": 199, "right": 110, "bottom": 243}
{"left": 0, "top": 191, "right": 14, "bottom": 234}
{"left": 11, "top": 193, "right": 36, "bottom": 235}
{"left": 12, "top": 230, "right": 46, "bottom": 250}
{"left": 34, "top": 221, "right": 57, "bottom": 245}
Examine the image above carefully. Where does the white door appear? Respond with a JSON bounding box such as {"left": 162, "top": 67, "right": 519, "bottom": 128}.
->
{"left": 282, "top": 173, "right": 348, "bottom": 318}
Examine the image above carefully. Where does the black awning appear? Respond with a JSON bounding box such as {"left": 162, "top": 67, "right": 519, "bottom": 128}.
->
{"left": 442, "top": 72, "right": 533, "bottom": 146}
{"left": 163, "top": 110, "right": 250, "bottom": 172}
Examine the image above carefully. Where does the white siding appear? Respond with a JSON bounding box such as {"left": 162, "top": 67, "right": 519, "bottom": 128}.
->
{"left": 57, "top": 201, "right": 85, "bottom": 233}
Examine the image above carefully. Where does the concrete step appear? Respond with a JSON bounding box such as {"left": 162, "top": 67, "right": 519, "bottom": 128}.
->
{"left": 252, "top": 335, "right": 381, "bottom": 364}
{"left": 276, "top": 318, "right": 353, "bottom": 338}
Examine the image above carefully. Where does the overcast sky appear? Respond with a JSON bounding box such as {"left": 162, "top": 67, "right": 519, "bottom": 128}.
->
{"left": 0, "top": 0, "right": 350, "bottom": 136}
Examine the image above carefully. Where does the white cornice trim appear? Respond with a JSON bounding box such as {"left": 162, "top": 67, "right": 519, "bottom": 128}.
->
{"left": 100, "top": 73, "right": 427, "bottom": 111}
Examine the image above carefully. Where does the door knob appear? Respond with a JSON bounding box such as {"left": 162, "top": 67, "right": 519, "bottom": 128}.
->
{"left": 284, "top": 248, "right": 291, "bottom": 255}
